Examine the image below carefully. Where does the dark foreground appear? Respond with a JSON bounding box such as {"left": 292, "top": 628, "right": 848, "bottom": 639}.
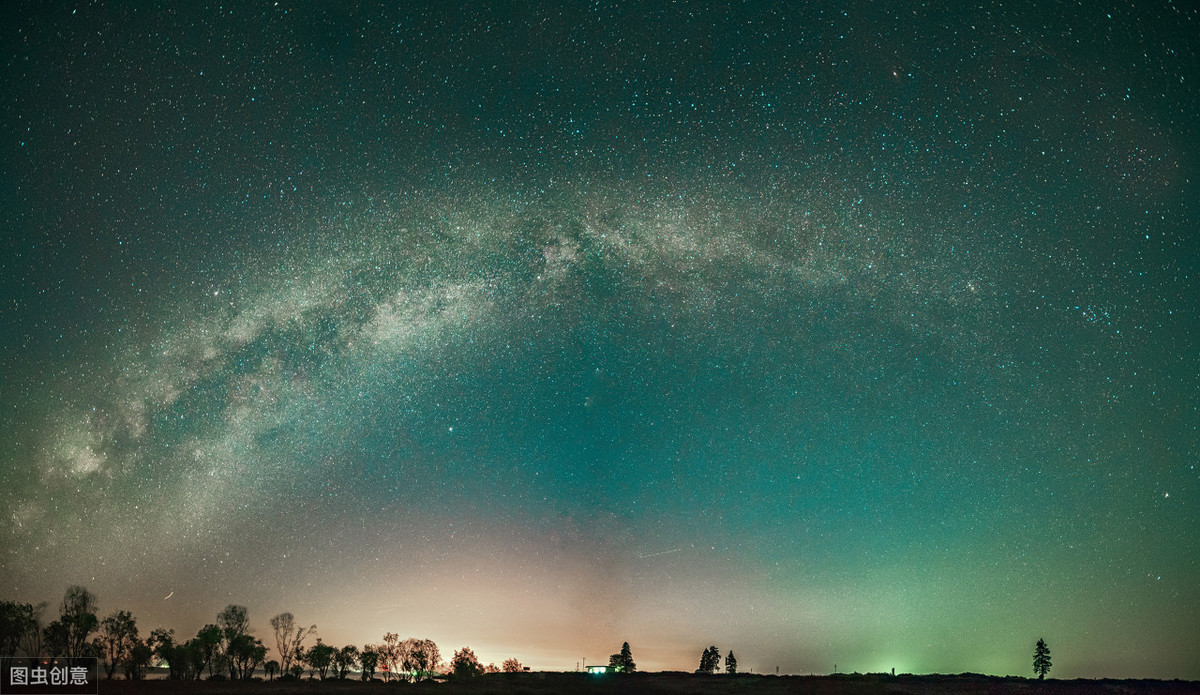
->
{"left": 95, "top": 673, "right": 1200, "bottom": 695}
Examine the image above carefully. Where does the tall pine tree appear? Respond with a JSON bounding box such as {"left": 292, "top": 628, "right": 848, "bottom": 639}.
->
{"left": 1033, "top": 638, "right": 1052, "bottom": 680}
{"left": 607, "top": 641, "right": 636, "bottom": 673}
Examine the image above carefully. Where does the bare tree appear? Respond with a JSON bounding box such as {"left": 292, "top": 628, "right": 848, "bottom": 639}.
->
{"left": 270, "top": 613, "right": 316, "bottom": 677}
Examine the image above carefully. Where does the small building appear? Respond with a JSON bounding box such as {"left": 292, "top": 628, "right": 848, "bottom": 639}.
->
{"left": 587, "top": 665, "right": 611, "bottom": 675}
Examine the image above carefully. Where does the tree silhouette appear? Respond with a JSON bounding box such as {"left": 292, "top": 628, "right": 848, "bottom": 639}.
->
{"left": 0, "top": 601, "right": 21, "bottom": 658}
{"left": 0, "top": 601, "right": 38, "bottom": 658}
{"left": 59, "top": 586, "right": 99, "bottom": 660}
{"left": 359, "top": 648, "right": 380, "bottom": 681}
{"left": 217, "top": 605, "right": 249, "bottom": 638}
{"left": 216, "top": 605, "right": 252, "bottom": 679}
{"left": 179, "top": 639, "right": 208, "bottom": 680}
{"left": 400, "top": 638, "right": 440, "bottom": 681}
{"left": 726, "top": 650, "right": 738, "bottom": 674}
{"left": 148, "top": 628, "right": 207, "bottom": 680}
{"left": 226, "top": 633, "right": 267, "bottom": 680}
{"left": 124, "top": 641, "right": 152, "bottom": 680}
{"left": 192, "top": 624, "right": 223, "bottom": 678}
{"left": 502, "top": 658, "right": 523, "bottom": 672}
{"left": 148, "top": 628, "right": 178, "bottom": 679}
{"left": 698, "top": 645, "right": 721, "bottom": 674}
{"left": 334, "top": 645, "right": 359, "bottom": 679}
{"left": 397, "top": 637, "right": 418, "bottom": 681}
{"left": 44, "top": 619, "right": 70, "bottom": 657}
{"left": 1033, "top": 638, "right": 1052, "bottom": 680}
{"left": 306, "top": 639, "right": 336, "bottom": 680}
{"left": 93, "top": 610, "right": 139, "bottom": 679}
{"left": 18, "top": 602, "right": 47, "bottom": 657}
{"left": 264, "top": 659, "right": 280, "bottom": 680}
{"left": 270, "top": 612, "right": 316, "bottom": 678}
{"left": 608, "top": 641, "right": 636, "bottom": 673}
{"left": 297, "top": 643, "right": 314, "bottom": 680}
{"left": 451, "top": 647, "right": 483, "bottom": 678}
{"left": 380, "top": 632, "right": 401, "bottom": 681}
{"left": 420, "top": 639, "right": 441, "bottom": 679}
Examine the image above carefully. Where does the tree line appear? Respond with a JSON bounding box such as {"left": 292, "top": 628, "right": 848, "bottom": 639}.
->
{"left": 0, "top": 587, "right": 524, "bottom": 681}
{"left": 1, "top": 587, "right": 1056, "bottom": 680}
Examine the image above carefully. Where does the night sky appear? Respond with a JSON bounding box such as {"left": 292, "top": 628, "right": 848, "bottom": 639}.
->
{"left": 2, "top": 1, "right": 1198, "bottom": 680}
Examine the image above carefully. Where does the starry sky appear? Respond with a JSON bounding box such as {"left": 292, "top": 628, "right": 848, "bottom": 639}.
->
{"left": 1, "top": 0, "right": 1198, "bottom": 680}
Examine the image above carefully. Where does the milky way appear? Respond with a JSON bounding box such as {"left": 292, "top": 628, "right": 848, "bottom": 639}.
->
{"left": 2, "top": 2, "right": 1197, "bottom": 678}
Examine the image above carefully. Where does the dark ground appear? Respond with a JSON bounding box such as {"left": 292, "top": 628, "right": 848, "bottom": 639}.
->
{"left": 94, "top": 673, "right": 1200, "bottom": 695}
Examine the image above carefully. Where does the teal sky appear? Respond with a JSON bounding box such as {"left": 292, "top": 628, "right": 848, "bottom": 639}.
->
{"left": 1, "top": 1, "right": 1197, "bottom": 679}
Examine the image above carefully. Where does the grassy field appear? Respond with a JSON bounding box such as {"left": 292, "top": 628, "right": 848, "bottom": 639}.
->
{"left": 93, "top": 672, "right": 1200, "bottom": 695}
